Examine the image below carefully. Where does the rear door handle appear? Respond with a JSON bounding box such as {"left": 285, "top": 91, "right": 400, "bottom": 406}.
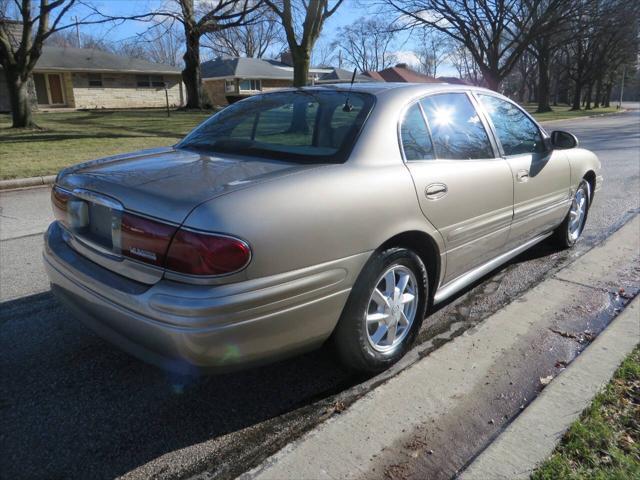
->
{"left": 516, "top": 170, "right": 529, "bottom": 182}
{"left": 425, "top": 183, "right": 448, "bottom": 200}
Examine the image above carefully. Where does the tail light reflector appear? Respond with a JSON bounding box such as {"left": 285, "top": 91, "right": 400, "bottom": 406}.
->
{"left": 165, "top": 229, "right": 251, "bottom": 276}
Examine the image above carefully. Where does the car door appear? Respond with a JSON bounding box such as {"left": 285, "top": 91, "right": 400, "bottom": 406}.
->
{"left": 474, "top": 93, "right": 572, "bottom": 248}
{"left": 401, "top": 92, "right": 514, "bottom": 284}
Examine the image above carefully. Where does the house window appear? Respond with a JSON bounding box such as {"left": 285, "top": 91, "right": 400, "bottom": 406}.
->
{"left": 88, "top": 73, "right": 103, "bottom": 87}
{"left": 225, "top": 80, "right": 235, "bottom": 93}
{"left": 239, "top": 79, "right": 261, "bottom": 91}
{"left": 137, "top": 75, "right": 165, "bottom": 88}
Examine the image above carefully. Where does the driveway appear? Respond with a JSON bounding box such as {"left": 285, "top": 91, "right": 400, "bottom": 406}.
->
{"left": 1, "top": 108, "right": 638, "bottom": 479}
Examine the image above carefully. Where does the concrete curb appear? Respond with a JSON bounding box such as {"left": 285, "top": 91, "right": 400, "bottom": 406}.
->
{"left": 0, "top": 175, "right": 55, "bottom": 191}
{"left": 460, "top": 297, "right": 639, "bottom": 479}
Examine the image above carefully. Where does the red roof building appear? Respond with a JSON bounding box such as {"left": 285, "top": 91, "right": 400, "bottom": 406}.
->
{"left": 363, "top": 64, "right": 441, "bottom": 83}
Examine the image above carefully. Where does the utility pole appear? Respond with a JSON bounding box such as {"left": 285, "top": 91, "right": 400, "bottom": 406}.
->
{"left": 74, "top": 16, "right": 81, "bottom": 48}
{"left": 618, "top": 65, "right": 626, "bottom": 109}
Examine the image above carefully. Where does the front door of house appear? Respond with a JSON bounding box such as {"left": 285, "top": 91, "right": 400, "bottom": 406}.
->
{"left": 48, "top": 74, "right": 64, "bottom": 104}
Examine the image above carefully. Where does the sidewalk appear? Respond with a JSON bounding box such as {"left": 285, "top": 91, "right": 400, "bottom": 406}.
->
{"left": 242, "top": 215, "right": 639, "bottom": 480}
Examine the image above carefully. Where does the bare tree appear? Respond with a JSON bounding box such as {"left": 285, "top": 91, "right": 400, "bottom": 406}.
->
{"left": 264, "top": 0, "right": 344, "bottom": 87}
{"left": 563, "top": 0, "right": 638, "bottom": 110}
{"left": 203, "top": 11, "right": 284, "bottom": 58}
{"left": 413, "top": 29, "right": 450, "bottom": 77}
{"left": 0, "top": 0, "right": 125, "bottom": 127}
{"left": 312, "top": 38, "right": 338, "bottom": 67}
{"left": 333, "top": 17, "right": 397, "bottom": 72}
{"left": 91, "top": 0, "right": 261, "bottom": 108}
{"left": 47, "top": 29, "right": 113, "bottom": 51}
{"left": 384, "top": 0, "right": 572, "bottom": 90}
{"left": 142, "top": 23, "right": 184, "bottom": 67}
{"left": 448, "top": 43, "right": 481, "bottom": 85}
{"left": 166, "top": 0, "right": 261, "bottom": 108}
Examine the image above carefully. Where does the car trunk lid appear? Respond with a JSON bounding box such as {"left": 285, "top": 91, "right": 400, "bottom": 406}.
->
{"left": 57, "top": 147, "right": 305, "bottom": 223}
{"left": 54, "top": 147, "right": 315, "bottom": 282}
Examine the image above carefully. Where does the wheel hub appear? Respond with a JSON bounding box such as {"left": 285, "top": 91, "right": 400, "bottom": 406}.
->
{"left": 365, "top": 265, "right": 419, "bottom": 353}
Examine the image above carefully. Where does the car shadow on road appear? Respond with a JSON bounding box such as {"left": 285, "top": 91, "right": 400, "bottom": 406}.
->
{"left": 0, "top": 292, "right": 360, "bottom": 479}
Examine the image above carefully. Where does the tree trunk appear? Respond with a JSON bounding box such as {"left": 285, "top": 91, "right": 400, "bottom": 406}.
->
{"left": 5, "top": 69, "right": 35, "bottom": 128}
{"left": 571, "top": 80, "right": 582, "bottom": 110}
{"left": 584, "top": 82, "right": 593, "bottom": 110}
{"left": 536, "top": 45, "right": 552, "bottom": 113}
{"left": 182, "top": 30, "right": 203, "bottom": 109}
{"left": 604, "top": 83, "right": 613, "bottom": 107}
{"left": 517, "top": 76, "right": 526, "bottom": 103}
{"left": 594, "top": 77, "right": 603, "bottom": 108}
{"left": 292, "top": 49, "right": 311, "bottom": 87}
{"left": 482, "top": 69, "right": 501, "bottom": 91}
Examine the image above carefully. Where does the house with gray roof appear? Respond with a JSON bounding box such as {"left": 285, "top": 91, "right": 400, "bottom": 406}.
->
{"left": 0, "top": 45, "right": 184, "bottom": 112}
{"left": 201, "top": 55, "right": 374, "bottom": 106}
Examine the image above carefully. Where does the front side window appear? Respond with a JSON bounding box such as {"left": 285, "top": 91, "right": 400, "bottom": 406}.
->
{"left": 420, "top": 93, "right": 494, "bottom": 160}
{"left": 88, "top": 73, "right": 103, "bottom": 87}
{"left": 478, "top": 94, "right": 546, "bottom": 156}
{"left": 177, "top": 90, "right": 375, "bottom": 164}
{"left": 400, "top": 103, "right": 434, "bottom": 161}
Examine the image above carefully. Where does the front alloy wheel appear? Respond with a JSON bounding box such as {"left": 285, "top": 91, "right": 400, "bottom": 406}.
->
{"left": 554, "top": 179, "right": 590, "bottom": 248}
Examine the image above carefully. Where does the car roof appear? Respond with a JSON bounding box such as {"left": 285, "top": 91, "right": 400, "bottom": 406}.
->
{"left": 296, "top": 82, "right": 498, "bottom": 99}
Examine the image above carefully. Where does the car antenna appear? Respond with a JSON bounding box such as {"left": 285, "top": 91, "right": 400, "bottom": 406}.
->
{"left": 342, "top": 68, "right": 357, "bottom": 112}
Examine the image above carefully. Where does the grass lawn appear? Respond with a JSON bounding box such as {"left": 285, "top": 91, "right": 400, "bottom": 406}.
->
{"left": 525, "top": 104, "right": 622, "bottom": 122}
{"left": 0, "top": 109, "right": 214, "bottom": 180}
{"left": 532, "top": 346, "right": 640, "bottom": 480}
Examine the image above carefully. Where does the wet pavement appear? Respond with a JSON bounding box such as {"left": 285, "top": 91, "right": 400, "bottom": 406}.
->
{"left": 1, "top": 108, "right": 639, "bottom": 479}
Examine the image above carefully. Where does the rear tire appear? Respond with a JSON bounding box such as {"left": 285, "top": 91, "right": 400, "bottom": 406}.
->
{"left": 553, "top": 179, "right": 590, "bottom": 248}
{"left": 333, "top": 247, "right": 428, "bottom": 373}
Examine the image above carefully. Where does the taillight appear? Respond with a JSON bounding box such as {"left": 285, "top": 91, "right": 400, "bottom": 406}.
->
{"left": 165, "top": 229, "right": 251, "bottom": 276}
{"left": 51, "top": 186, "right": 72, "bottom": 226}
{"left": 120, "top": 212, "right": 177, "bottom": 267}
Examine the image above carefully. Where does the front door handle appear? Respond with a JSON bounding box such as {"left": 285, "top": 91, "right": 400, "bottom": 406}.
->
{"left": 516, "top": 170, "right": 530, "bottom": 182}
{"left": 425, "top": 183, "right": 448, "bottom": 200}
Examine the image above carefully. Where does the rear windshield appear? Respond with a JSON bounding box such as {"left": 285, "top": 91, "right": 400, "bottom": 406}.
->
{"left": 177, "top": 90, "right": 375, "bottom": 164}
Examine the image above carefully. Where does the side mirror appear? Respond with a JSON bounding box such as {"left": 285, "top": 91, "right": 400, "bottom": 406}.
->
{"left": 550, "top": 130, "right": 578, "bottom": 150}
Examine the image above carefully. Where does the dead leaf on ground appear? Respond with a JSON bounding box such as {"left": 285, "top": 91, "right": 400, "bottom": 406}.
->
{"left": 540, "top": 375, "right": 554, "bottom": 386}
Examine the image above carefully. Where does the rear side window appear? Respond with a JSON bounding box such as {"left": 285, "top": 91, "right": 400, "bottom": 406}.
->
{"left": 420, "top": 93, "right": 494, "bottom": 160}
{"left": 400, "top": 103, "right": 434, "bottom": 161}
{"left": 478, "top": 94, "right": 546, "bottom": 156}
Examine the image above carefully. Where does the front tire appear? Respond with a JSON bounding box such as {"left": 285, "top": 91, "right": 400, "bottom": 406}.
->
{"left": 553, "top": 179, "right": 590, "bottom": 248}
{"left": 333, "top": 247, "right": 428, "bottom": 373}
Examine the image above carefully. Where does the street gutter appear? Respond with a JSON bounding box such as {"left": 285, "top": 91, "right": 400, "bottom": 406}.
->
{"left": 460, "top": 296, "right": 639, "bottom": 479}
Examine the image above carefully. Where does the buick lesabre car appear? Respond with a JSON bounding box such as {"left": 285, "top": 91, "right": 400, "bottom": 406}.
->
{"left": 44, "top": 83, "right": 602, "bottom": 374}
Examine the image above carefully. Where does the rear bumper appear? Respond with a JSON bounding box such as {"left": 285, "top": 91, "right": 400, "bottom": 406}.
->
{"left": 44, "top": 222, "right": 368, "bottom": 373}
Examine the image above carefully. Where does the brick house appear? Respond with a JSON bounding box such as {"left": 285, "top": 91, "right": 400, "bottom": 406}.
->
{"left": 0, "top": 45, "right": 184, "bottom": 112}
{"left": 201, "top": 56, "right": 373, "bottom": 106}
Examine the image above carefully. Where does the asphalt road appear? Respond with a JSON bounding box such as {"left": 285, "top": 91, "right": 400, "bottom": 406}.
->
{"left": 1, "top": 108, "right": 639, "bottom": 480}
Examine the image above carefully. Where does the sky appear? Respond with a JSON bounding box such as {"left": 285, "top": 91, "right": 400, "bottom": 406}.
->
{"left": 65, "top": 0, "right": 456, "bottom": 75}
